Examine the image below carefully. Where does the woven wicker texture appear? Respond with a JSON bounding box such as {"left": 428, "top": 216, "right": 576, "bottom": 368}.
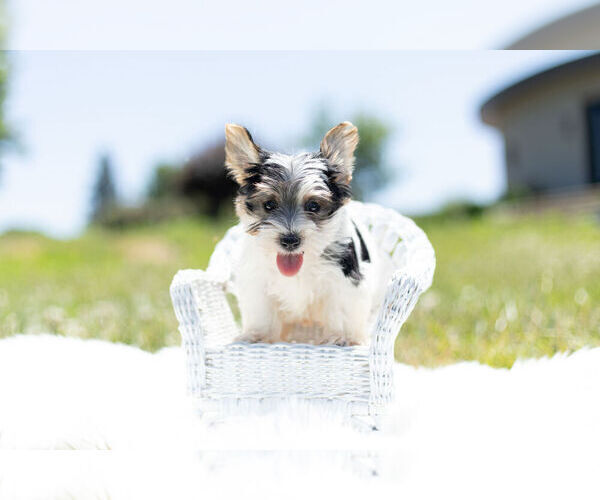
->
{"left": 170, "top": 201, "right": 435, "bottom": 417}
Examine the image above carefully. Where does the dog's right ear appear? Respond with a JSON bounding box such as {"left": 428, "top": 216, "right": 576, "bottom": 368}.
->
{"left": 225, "top": 124, "right": 261, "bottom": 185}
{"left": 320, "top": 122, "right": 359, "bottom": 185}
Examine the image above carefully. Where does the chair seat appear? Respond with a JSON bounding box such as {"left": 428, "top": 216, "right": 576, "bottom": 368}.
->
{"left": 202, "top": 342, "right": 370, "bottom": 399}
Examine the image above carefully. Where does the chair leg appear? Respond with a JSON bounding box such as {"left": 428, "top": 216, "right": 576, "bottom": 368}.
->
{"left": 350, "top": 451, "right": 381, "bottom": 477}
{"left": 351, "top": 414, "right": 381, "bottom": 432}
{"left": 191, "top": 399, "right": 223, "bottom": 427}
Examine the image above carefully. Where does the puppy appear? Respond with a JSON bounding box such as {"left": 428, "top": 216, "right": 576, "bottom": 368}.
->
{"left": 225, "top": 122, "right": 382, "bottom": 346}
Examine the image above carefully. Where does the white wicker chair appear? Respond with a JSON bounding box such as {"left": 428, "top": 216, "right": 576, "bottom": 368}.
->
{"left": 170, "top": 201, "right": 435, "bottom": 421}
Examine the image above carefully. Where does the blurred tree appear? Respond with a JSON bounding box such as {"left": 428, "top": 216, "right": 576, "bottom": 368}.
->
{"left": 178, "top": 141, "right": 236, "bottom": 217}
{"left": 90, "top": 154, "right": 118, "bottom": 223}
{"left": 303, "top": 106, "right": 393, "bottom": 200}
{"left": 146, "top": 141, "right": 236, "bottom": 218}
{"left": 147, "top": 162, "right": 180, "bottom": 200}
{"left": 0, "top": 0, "right": 12, "bottom": 179}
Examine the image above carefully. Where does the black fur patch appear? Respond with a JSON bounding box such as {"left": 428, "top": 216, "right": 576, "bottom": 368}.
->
{"left": 322, "top": 238, "right": 363, "bottom": 286}
{"left": 238, "top": 160, "right": 286, "bottom": 198}
{"left": 320, "top": 156, "right": 352, "bottom": 216}
{"left": 238, "top": 166, "right": 260, "bottom": 196}
{"left": 352, "top": 222, "right": 370, "bottom": 262}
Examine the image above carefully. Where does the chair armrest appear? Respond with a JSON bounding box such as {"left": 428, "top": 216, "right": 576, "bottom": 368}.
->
{"left": 170, "top": 269, "right": 239, "bottom": 349}
{"left": 368, "top": 271, "right": 425, "bottom": 412}
{"left": 170, "top": 269, "right": 239, "bottom": 397}
{"left": 370, "top": 271, "right": 424, "bottom": 355}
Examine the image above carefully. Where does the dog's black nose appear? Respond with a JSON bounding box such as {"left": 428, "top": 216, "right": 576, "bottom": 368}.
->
{"left": 279, "top": 233, "right": 301, "bottom": 251}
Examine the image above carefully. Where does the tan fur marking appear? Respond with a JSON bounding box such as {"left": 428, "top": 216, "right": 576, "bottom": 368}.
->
{"left": 320, "top": 121, "right": 359, "bottom": 184}
{"left": 224, "top": 124, "right": 260, "bottom": 185}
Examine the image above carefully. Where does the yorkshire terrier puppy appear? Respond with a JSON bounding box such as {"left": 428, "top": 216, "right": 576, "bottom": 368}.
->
{"left": 225, "top": 122, "right": 382, "bottom": 345}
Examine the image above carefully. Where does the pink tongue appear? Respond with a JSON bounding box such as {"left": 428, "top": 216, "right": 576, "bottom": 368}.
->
{"left": 276, "top": 253, "right": 303, "bottom": 277}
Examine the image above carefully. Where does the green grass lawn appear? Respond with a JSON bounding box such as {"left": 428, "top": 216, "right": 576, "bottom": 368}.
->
{"left": 1, "top": 212, "right": 599, "bottom": 367}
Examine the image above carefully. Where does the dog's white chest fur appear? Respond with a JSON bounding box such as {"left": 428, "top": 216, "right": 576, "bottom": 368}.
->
{"left": 233, "top": 208, "right": 382, "bottom": 345}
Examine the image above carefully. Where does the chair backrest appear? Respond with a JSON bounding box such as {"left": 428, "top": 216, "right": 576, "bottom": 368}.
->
{"left": 207, "top": 201, "right": 435, "bottom": 297}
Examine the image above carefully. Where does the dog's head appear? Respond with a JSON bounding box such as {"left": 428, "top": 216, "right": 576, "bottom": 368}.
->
{"left": 225, "top": 122, "right": 358, "bottom": 277}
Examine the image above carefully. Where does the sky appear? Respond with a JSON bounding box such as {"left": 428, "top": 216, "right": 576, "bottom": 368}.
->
{"left": 0, "top": 1, "right": 596, "bottom": 237}
{"left": 7, "top": 0, "right": 599, "bottom": 50}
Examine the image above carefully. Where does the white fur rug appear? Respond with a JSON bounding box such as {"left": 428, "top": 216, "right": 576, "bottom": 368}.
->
{"left": 0, "top": 334, "right": 599, "bottom": 500}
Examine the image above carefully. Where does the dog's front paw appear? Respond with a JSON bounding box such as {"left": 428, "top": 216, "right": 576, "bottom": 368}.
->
{"left": 318, "top": 333, "right": 361, "bottom": 347}
{"left": 236, "top": 331, "right": 277, "bottom": 344}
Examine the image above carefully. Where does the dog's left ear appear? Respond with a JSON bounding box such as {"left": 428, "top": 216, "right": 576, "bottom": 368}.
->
{"left": 225, "top": 124, "right": 261, "bottom": 185}
{"left": 320, "top": 122, "right": 359, "bottom": 184}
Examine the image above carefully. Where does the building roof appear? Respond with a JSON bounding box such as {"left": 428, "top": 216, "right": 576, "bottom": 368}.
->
{"left": 506, "top": 4, "right": 600, "bottom": 49}
{"left": 480, "top": 52, "right": 600, "bottom": 127}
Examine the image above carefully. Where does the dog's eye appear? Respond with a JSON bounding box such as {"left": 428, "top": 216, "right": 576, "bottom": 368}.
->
{"left": 305, "top": 200, "right": 321, "bottom": 213}
{"left": 263, "top": 200, "right": 277, "bottom": 212}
